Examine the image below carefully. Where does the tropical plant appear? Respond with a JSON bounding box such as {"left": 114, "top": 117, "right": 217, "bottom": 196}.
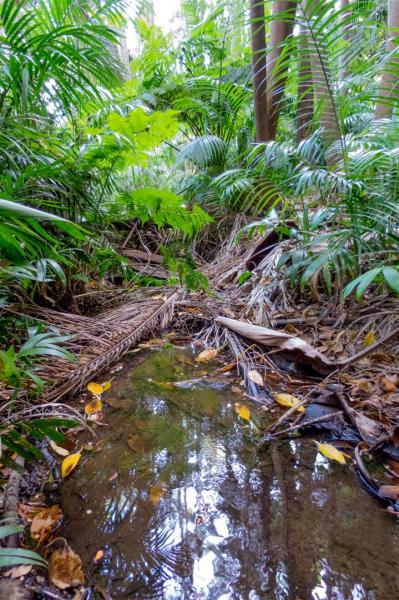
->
{"left": 0, "top": 523, "right": 47, "bottom": 568}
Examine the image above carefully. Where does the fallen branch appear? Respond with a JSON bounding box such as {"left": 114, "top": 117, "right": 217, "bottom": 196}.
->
{"left": 216, "top": 317, "right": 399, "bottom": 376}
{"left": 3, "top": 455, "right": 25, "bottom": 548}
{"left": 44, "top": 291, "right": 181, "bottom": 402}
{"left": 258, "top": 411, "right": 344, "bottom": 449}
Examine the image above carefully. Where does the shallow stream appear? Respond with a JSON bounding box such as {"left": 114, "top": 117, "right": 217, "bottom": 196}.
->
{"left": 61, "top": 346, "right": 399, "bottom": 599}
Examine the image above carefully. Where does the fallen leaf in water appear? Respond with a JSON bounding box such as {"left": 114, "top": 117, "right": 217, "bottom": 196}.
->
{"left": 231, "top": 385, "right": 244, "bottom": 395}
{"left": 316, "top": 442, "right": 346, "bottom": 464}
{"left": 195, "top": 348, "right": 218, "bottom": 362}
{"left": 93, "top": 550, "right": 104, "bottom": 562}
{"left": 152, "top": 380, "right": 174, "bottom": 390}
{"left": 127, "top": 434, "right": 144, "bottom": 453}
{"left": 49, "top": 544, "right": 84, "bottom": 590}
{"left": 87, "top": 382, "right": 103, "bottom": 396}
{"left": 61, "top": 453, "right": 81, "bottom": 478}
{"left": 234, "top": 403, "right": 251, "bottom": 422}
{"left": 380, "top": 374, "right": 398, "bottom": 393}
{"left": 85, "top": 397, "right": 102, "bottom": 415}
{"left": 247, "top": 370, "right": 263, "bottom": 386}
{"left": 4, "top": 564, "right": 32, "bottom": 579}
{"left": 31, "top": 505, "right": 63, "bottom": 544}
{"left": 274, "top": 393, "right": 304, "bottom": 413}
{"left": 94, "top": 439, "right": 106, "bottom": 453}
{"left": 363, "top": 331, "right": 376, "bottom": 347}
{"left": 378, "top": 484, "right": 399, "bottom": 500}
{"left": 49, "top": 440, "right": 70, "bottom": 457}
{"left": 149, "top": 482, "right": 168, "bottom": 505}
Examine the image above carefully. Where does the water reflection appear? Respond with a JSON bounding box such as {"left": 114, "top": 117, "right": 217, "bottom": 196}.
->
{"left": 62, "top": 347, "right": 399, "bottom": 599}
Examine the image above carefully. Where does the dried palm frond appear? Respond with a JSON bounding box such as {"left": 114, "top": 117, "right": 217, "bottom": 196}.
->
{"left": 43, "top": 291, "right": 181, "bottom": 402}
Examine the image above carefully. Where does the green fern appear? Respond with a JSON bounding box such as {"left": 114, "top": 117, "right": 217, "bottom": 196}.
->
{"left": 116, "top": 188, "right": 212, "bottom": 237}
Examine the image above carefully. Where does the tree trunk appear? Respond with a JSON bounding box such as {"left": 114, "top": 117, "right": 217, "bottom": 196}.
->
{"left": 267, "top": 0, "right": 298, "bottom": 139}
{"left": 339, "top": 0, "right": 352, "bottom": 81}
{"left": 374, "top": 0, "right": 399, "bottom": 120}
{"left": 251, "top": 0, "right": 269, "bottom": 141}
{"left": 297, "top": 21, "right": 314, "bottom": 141}
{"left": 303, "top": 0, "right": 341, "bottom": 160}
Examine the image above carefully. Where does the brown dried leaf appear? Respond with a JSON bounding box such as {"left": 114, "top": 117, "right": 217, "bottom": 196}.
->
{"left": 127, "top": 434, "right": 144, "bottom": 453}
{"left": 378, "top": 484, "right": 399, "bottom": 500}
{"left": 389, "top": 425, "right": 399, "bottom": 448}
{"left": 30, "top": 505, "right": 63, "bottom": 545}
{"left": 380, "top": 374, "right": 398, "bottom": 393}
{"left": 18, "top": 502, "right": 46, "bottom": 522}
{"left": 49, "top": 544, "right": 84, "bottom": 590}
{"left": 195, "top": 348, "right": 218, "bottom": 363}
{"left": 49, "top": 440, "right": 70, "bottom": 457}
{"left": 247, "top": 370, "right": 264, "bottom": 386}
{"left": 4, "top": 565, "right": 32, "bottom": 579}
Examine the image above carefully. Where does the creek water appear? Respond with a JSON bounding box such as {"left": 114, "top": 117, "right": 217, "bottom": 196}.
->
{"left": 61, "top": 345, "right": 399, "bottom": 599}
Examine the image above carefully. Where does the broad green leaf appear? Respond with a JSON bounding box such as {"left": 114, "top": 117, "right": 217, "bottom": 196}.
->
{"left": 0, "top": 525, "right": 23, "bottom": 540}
{"left": 383, "top": 267, "right": 399, "bottom": 294}
{"left": 0, "top": 548, "right": 47, "bottom": 568}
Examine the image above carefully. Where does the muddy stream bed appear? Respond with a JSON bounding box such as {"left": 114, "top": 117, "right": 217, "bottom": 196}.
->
{"left": 61, "top": 346, "right": 399, "bottom": 599}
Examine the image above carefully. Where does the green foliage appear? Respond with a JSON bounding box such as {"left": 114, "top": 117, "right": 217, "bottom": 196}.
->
{"left": 0, "top": 524, "right": 47, "bottom": 568}
{"left": 83, "top": 107, "right": 180, "bottom": 171}
{"left": 0, "top": 326, "right": 74, "bottom": 396}
{"left": 162, "top": 245, "right": 209, "bottom": 292}
{"left": 116, "top": 188, "right": 212, "bottom": 236}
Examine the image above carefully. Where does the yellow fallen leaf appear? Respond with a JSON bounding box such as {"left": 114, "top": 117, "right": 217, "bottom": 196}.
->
{"left": 61, "top": 453, "right": 81, "bottom": 478}
{"left": 87, "top": 382, "right": 103, "bottom": 396}
{"left": 100, "top": 380, "right": 112, "bottom": 392}
{"left": 84, "top": 397, "right": 102, "bottom": 415}
{"left": 274, "top": 393, "right": 305, "bottom": 413}
{"left": 234, "top": 402, "right": 251, "bottom": 422}
{"left": 93, "top": 550, "right": 104, "bottom": 562}
{"left": 363, "top": 331, "right": 376, "bottom": 347}
{"left": 195, "top": 348, "right": 218, "bottom": 363}
{"left": 248, "top": 370, "right": 264, "bottom": 386}
{"left": 316, "top": 442, "right": 346, "bottom": 464}
{"left": 50, "top": 440, "right": 70, "bottom": 457}
{"left": 150, "top": 482, "right": 168, "bottom": 505}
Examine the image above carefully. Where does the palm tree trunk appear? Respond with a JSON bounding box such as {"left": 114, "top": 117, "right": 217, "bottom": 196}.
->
{"left": 251, "top": 0, "right": 269, "bottom": 141}
{"left": 303, "top": 1, "right": 341, "bottom": 160}
{"left": 267, "top": 0, "right": 298, "bottom": 139}
{"left": 339, "top": 0, "right": 352, "bottom": 81}
{"left": 297, "top": 21, "right": 314, "bottom": 141}
{"left": 374, "top": 0, "right": 399, "bottom": 120}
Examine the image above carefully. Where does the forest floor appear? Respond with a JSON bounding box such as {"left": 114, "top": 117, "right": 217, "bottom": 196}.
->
{"left": 2, "top": 220, "right": 399, "bottom": 596}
